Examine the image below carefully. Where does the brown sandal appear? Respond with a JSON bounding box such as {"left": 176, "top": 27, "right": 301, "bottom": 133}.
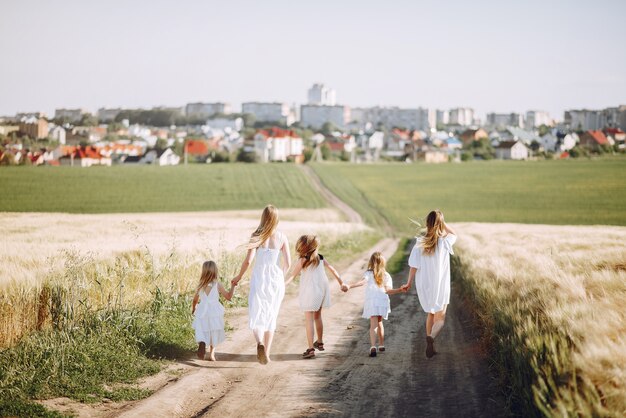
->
{"left": 313, "top": 341, "right": 325, "bottom": 351}
{"left": 302, "top": 348, "right": 316, "bottom": 359}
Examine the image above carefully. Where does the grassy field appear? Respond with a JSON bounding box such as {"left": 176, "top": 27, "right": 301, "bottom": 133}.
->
{"left": 0, "top": 164, "right": 326, "bottom": 213}
{"left": 311, "top": 159, "right": 626, "bottom": 232}
{"left": 453, "top": 223, "right": 626, "bottom": 417}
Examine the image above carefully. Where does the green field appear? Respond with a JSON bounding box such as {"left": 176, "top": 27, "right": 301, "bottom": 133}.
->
{"left": 0, "top": 164, "right": 326, "bottom": 213}
{"left": 311, "top": 159, "right": 626, "bottom": 232}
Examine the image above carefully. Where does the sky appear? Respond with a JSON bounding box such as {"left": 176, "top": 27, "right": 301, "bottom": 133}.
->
{"left": 1, "top": 0, "right": 625, "bottom": 121}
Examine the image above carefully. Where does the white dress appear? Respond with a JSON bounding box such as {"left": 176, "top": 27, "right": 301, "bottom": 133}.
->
{"left": 362, "top": 271, "right": 393, "bottom": 320}
{"left": 298, "top": 255, "right": 331, "bottom": 312}
{"left": 248, "top": 234, "right": 285, "bottom": 332}
{"left": 408, "top": 234, "right": 457, "bottom": 313}
{"left": 192, "top": 283, "right": 226, "bottom": 346}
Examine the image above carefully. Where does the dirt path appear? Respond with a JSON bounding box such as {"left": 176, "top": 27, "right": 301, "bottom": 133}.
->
{"left": 299, "top": 165, "right": 362, "bottom": 224}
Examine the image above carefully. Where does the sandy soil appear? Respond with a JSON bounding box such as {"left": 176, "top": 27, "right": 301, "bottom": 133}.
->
{"left": 0, "top": 209, "right": 366, "bottom": 287}
{"left": 43, "top": 237, "right": 506, "bottom": 418}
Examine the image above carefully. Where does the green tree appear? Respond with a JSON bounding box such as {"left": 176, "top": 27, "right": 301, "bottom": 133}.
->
{"left": 321, "top": 122, "right": 337, "bottom": 136}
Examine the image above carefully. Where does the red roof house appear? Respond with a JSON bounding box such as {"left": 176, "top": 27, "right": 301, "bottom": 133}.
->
{"left": 580, "top": 130, "right": 609, "bottom": 149}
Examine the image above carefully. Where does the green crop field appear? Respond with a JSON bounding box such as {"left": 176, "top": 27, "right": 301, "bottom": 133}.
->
{"left": 311, "top": 159, "right": 626, "bottom": 232}
{"left": 0, "top": 164, "right": 326, "bottom": 213}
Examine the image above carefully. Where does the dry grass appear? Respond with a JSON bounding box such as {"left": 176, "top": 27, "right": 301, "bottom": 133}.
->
{"left": 454, "top": 223, "right": 626, "bottom": 417}
{"left": 0, "top": 209, "right": 368, "bottom": 347}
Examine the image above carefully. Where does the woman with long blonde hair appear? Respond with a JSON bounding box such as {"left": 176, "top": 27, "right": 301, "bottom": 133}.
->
{"left": 231, "top": 205, "right": 291, "bottom": 364}
{"left": 401, "top": 210, "right": 457, "bottom": 358}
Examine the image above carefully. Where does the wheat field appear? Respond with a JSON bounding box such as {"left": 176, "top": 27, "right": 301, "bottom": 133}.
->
{"left": 454, "top": 223, "right": 626, "bottom": 416}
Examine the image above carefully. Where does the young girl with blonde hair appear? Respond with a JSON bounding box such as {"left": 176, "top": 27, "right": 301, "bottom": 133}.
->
{"left": 401, "top": 209, "right": 457, "bottom": 358}
{"left": 285, "top": 235, "right": 348, "bottom": 359}
{"left": 232, "top": 205, "right": 291, "bottom": 364}
{"left": 192, "top": 260, "right": 236, "bottom": 361}
{"left": 345, "top": 252, "right": 405, "bottom": 357}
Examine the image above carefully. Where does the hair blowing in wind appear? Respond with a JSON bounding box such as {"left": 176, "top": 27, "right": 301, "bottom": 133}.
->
{"left": 421, "top": 210, "right": 445, "bottom": 255}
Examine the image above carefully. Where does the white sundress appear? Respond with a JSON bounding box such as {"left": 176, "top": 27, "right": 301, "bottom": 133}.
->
{"left": 408, "top": 234, "right": 457, "bottom": 313}
{"left": 192, "top": 283, "right": 226, "bottom": 346}
{"left": 298, "top": 255, "right": 331, "bottom": 312}
{"left": 362, "top": 271, "right": 393, "bottom": 320}
{"left": 248, "top": 234, "right": 285, "bottom": 332}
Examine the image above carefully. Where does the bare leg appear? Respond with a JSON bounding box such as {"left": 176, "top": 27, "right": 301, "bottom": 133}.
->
{"left": 314, "top": 308, "right": 323, "bottom": 344}
{"left": 264, "top": 330, "right": 274, "bottom": 361}
{"left": 431, "top": 306, "right": 448, "bottom": 339}
{"left": 304, "top": 312, "right": 315, "bottom": 349}
{"left": 208, "top": 345, "right": 216, "bottom": 361}
{"left": 252, "top": 328, "right": 263, "bottom": 344}
{"left": 369, "top": 317, "right": 378, "bottom": 347}
{"left": 426, "top": 313, "right": 435, "bottom": 337}
{"left": 377, "top": 317, "right": 384, "bottom": 347}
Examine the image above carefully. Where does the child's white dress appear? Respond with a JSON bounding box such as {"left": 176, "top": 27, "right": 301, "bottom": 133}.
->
{"left": 248, "top": 234, "right": 285, "bottom": 332}
{"left": 408, "top": 234, "right": 457, "bottom": 313}
{"left": 298, "top": 255, "right": 331, "bottom": 311}
{"left": 362, "top": 270, "right": 393, "bottom": 319}
{"left": 192, "top": 283, "right": 226, "bottom": 346}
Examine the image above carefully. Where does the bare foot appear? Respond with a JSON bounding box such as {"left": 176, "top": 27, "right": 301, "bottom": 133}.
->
{"left": 257, "top": 343, "right": 268, "bottom": 365}
{"left": 209, "top": 352, "right": 216, "bottom": 361}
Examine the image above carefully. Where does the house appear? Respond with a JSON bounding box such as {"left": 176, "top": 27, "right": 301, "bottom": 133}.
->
{"left": 459, "top": 128, "right": 488, "bottom": 145}
{"left": 142, "top": 148, "right": 180, "bottom": 166}
{"left": 539, "top": 133, "right": 558, "bottom": 152}
{"left": 501, "top": 127, "right": 540, "bottom": 145}
{"left": 18, "top": 116, "right": 49, "bottom": 139}
{"left": 579, "top": 130, "right": 609, "bottom": 150}
{"left": 417, "top": 149, "right": 449, "bottom": 163}
{"left": 495, "top": 140, "right": 529, "bottom": 160}
{"left": 604, "top": 128, "right": 625, "bottom": 149}
{"left": 444, "top": 137, "right": 462, "bottom": 151}
{"left": 254, "top": 128, "right": 304, "bottom": 163}
{"left": 59, "top": 146, "right": 112, "bottom": 167}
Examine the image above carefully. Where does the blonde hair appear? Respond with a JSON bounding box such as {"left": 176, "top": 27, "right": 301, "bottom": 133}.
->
{"left": 368, "top": 252, "right": 386, "bottom": 287}
{"left": 247, "top": 205, "right": 279, "bottom": 249}
{"left": 420, "top": 210, "right": 445, "bottom": 255}
{"left": 197, "top": 260, "right": 218, "bottom": 292}
{"left": 296, "top": 235, "right": 321, "bottom": 269}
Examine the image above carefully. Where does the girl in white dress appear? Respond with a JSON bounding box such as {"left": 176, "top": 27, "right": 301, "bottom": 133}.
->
{"left": 285, "top": 235, "right": 348, "bottom": 359}
{"left": 401, "top": 210, "right": 457, "bottom": 358}
{"left": 345, "top": 252, "right": 405, "bottom": 357}
{"left": 191, "top": 260, "right": 236, "bottom": 361}
{"left": 232, "top": 205, "right": 291, "bottom": 365}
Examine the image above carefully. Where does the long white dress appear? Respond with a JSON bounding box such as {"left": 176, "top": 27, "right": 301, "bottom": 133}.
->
{"left": 408, "top": 234, "right": 457, "bottom": 313}
{"left": 248, "top": 235, "right": 285, "bottom": 332}
{"left": 362, "top": 271, "right": 393, "bottom": 320}
{"left": 192, "top": 283, "right": 226, "bottom": 346}
{"left": 298, "top": 255, "right": 331, "bottom": 312}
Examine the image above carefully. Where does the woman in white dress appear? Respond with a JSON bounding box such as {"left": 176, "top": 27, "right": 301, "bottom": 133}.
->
{"left": 231, "top": 205, "right": 291, "bottom": 364}
{"left": 401, "top": 210, "right": 457, "bottom": 358}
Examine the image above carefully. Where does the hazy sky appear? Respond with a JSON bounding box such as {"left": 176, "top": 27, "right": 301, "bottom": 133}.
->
{"left": 1, "top": 0, "right": 625, "bottom": 121}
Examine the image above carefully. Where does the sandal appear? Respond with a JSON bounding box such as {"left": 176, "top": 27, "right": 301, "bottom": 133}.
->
{"left": 302, "top": 348, "right": 316, "bottom": 359}
{"left": 426, "top": 336, "right": 435, "bottom": 358}
{"left": 313, "top": 341, "right": 325, "bottom": 351}
{"left": 378, "top": 346, "right": 385, "bottom": 352}
{"left": 197, "top": 342, "right": 206, "bottom": 359}
{"left": 257, "top": 343, "right": 268, "bottom": 365}
{"left": 369, "top": 347, "right": 377, "bottom": 357}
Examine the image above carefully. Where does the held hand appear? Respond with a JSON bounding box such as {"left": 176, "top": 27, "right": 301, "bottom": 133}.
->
{"left": 341, "top": 284, "right": 349, "bottom": 292}
{"left": 231, "top": 278, "right": 239, "bottom": 287}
